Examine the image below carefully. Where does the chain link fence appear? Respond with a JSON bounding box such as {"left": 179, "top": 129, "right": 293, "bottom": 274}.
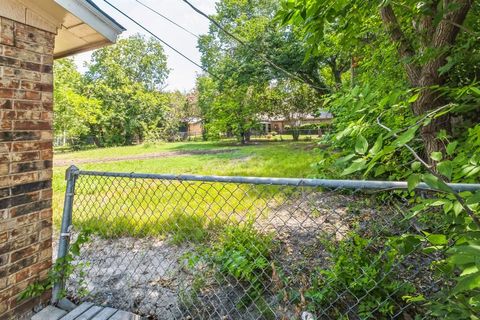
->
{"left": 54, "top": 166, "right": 479, "bottom": 319}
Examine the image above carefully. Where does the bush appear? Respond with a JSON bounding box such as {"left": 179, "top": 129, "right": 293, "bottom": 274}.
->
{"left": 305, "top": 234, "right": 415, "bottom": 319}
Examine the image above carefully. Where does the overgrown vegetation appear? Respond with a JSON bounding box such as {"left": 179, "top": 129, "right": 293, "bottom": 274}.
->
{"left": 189, "top": 0, "right": 480, "bottom": 317}
{"left": 20, "top": 229, "right": 91, "bottom": 301}
{"left": 306, "top": 234, "right": 415, "bottom": 318}
{"left": 51, "top": 0, "right": 480, "bottom": 317}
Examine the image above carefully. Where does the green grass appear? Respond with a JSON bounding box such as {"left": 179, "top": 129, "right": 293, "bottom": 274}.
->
{"left": 52, "top": 141, "right": 320, "bottom": 238}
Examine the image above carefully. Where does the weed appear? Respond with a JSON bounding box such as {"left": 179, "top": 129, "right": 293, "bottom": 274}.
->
{"left": 305, "top": 233, "right": 415, "bottom": 319}
{"left": 19, "top": 229, "right": 92, "bottom": 301}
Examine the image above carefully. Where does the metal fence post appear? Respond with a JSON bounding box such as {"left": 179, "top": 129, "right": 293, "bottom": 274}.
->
{"left": 52, "top": 165, "right": 79, "bottom": 304}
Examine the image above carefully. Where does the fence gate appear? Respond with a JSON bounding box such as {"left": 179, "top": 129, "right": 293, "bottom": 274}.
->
{"left": 53, "top": 165, "right": 480, "bottom": 319}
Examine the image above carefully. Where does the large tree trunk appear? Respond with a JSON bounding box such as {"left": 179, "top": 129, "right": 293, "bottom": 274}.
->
{"left": 379, "top": 1, "right": 472, "bottom": 162}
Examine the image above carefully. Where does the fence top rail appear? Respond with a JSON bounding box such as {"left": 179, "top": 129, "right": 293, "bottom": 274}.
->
{"left": 71, "top": 167, "right": 480, "bottom": 192}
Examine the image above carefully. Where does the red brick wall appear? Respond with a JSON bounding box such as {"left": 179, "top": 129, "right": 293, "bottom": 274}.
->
{"left": 0, "top": 16, "right": 55, "bottom": 319}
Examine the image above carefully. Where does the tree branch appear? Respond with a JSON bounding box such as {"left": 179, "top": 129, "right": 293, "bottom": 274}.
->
{"left": 377, "top": 113, "right": 480, "bottom": 228}
{"left": 379, "top": 4, "right": 422, "bottom": 85}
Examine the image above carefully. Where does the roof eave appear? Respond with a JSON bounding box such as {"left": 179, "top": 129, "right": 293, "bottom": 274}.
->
{"left": 54, "top": 0, "right": 125, "bottom": 43}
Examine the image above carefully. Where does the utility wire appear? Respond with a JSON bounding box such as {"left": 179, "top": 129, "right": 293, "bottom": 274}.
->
{"left": 181, "top": 0, "right": 328, "bottom": 92}
{"left": 135, "top": 0, "right": 199, "bottom": 39}
{"left": 101, "top": 0, "right": 219, "bottom": 80}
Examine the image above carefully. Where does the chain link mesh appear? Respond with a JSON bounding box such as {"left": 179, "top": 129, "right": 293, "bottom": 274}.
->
{"left": 60, "top": 171, "right": 449, "bottom": 319}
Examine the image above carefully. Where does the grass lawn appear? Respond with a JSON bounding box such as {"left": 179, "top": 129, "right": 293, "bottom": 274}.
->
{"left": 52, "top": 141, "right": 321, "bottom": 235}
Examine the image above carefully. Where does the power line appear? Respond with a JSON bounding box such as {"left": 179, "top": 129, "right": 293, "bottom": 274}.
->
{"left": 134, "top": 0, "right": 199, "bottom": 39}
{"left": 181, "top": 0, "right": 328, "bottom": 92}
{"left": 101, "top": 0, "right": 219, "bottom": 80}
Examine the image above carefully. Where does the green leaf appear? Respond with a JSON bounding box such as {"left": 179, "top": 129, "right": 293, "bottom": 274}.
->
{"left": 402, "top": 295, "right": 425, "bottom": 303}
{"left": 355, "top": 134, "right": 368, "bottom": 155}
{"left": 453, "top": 271, "right": 480, "bottom": 294}
{"left": 423, "top": 174, "right": 453, "bottom": 193}
{"left": 335, "top": 154, "right": 356, "bottom": 165}
{"left": 407, "top": 93, "right": 419, "bottom": 103}
{"left": 369, "top": 135, "right": 383, "bottom": 155}
{"left": 342, "top": 158, "right": 367, "bottom": 176}
{"left": 411, "top": 161, "right": 422, "bottom": 171}
{"left": 393, "top": 126, "right": 418, "bottom": 146}
{"left": 424, "top": 233, "right": 448, "bottom": 246}
{"left": 466, "top": 192, "right": 480, "bottom": 205}
{"left": 437, "top": 161, "right": 453, "bottom": 180}
{"left": 407, "top": 174, "right": 421, "bottom": 192}
{"left": 431, "top": 152, "right": 443, "bottom": 162}
{"left": 470, "top": 87, "right": 480, "bottom": 97}
{"left": 446, "top": 141, "right": 458, "bottom": 156}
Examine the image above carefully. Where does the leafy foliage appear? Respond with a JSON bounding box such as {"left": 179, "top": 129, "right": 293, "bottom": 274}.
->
{"left": 19, "top": 229, "right": 92, "bottom": 301}
{"left": 54, "top": 35, "right": 200, "bottom": 147}
{"left": 306, "top": 234, "right": 415, "bottom": 319}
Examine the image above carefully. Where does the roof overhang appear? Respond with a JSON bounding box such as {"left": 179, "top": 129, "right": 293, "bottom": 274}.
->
{"left": 54, "top": 0, "right": 125, "bottom": 58}
{"left": 0, "top": 0, "right": 125, "bottom": 59}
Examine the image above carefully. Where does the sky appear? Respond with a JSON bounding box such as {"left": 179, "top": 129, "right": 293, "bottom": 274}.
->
{"left": 73, "top": 0, "right": 217, "bottom": 92}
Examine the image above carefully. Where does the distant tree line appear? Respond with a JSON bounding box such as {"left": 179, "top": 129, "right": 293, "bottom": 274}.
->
{"left": 54, "top": 34, "right": 198, "bottom": 148}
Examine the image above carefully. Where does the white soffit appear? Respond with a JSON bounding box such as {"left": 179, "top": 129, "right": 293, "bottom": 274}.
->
{"left": 53, "top": 0, "right": 125, "bottom": 58}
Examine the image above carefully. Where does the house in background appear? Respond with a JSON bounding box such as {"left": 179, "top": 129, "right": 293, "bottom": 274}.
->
{"left": 180, "top": 117, "right": 203, "bottom": 138}
{"left": 0, "top": 0, "right": 124, "bottom": 318}
{"left": 258, "top": 111, "right": 333, "bottom": 134}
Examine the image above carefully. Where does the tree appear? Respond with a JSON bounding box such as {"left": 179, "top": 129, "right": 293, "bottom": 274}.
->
{"left": 84, "top": 34, "right": 171, "bottom": 145}
{"left": 86, "top": 34, "right": 169, "bottom": 91}
{"left": 53, "top": 58, "right": 101, "bottom": 145}
{"left": 279, "top": 0, "right": 479, "bottom": 161}
{"left": 196, "top": 0, "right": 328, "bottom": 143}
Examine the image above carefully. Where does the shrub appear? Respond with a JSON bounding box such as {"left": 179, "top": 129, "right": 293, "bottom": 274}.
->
{"left": 305, "top": 234, "right": 415, "bottom": 319}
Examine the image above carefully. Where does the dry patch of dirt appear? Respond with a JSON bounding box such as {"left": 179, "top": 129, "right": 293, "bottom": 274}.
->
{"left": 54, "top": 149, "right": 236, "bottom": 167}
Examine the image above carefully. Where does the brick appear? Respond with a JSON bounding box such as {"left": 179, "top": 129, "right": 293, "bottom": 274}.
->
{"left": 10, "top": 244, "right": 39, "bottom": 263}
{"left": 1, "top": 17, "right": 54, "bottom": 319}
{"left": 10, "top": 200, "right": 51, "bottom": 218}
{"left": 0, "top": 254, "right": 7, "bottom": 266}
{"left": 39, "top": 188, "right": 52, "bottom": 200}
{"left": 9, "top": 224, "right": 37, "bottom": 239}
{"left": 0, "top": 56, "right": 19, "bottom": 68}
{"left": 10, "top": 160, "right": 51, "bottom": 174}
{"left": 12, "top": 141, "right": 46, "bottom": 152}
{"left": 0, "top": 142, "right": 11, "bottom": 153}
{"left": 15, "top": 268, "right": 30, "bottom": 283}
{"left": 0, "top": 99, "right": 12, "bottom": 109}
{"left": 41, "top": 91, "right": 52, "bottom": 103}
{"left": 15, "top": 212, "right": 39, "bottom": 226}
{"left": 0, "top": 193, "right": 39, "bottom": 210}
{"left": 38, "top": 248, "right": 51, "bottom": 261}
{"left": 0, "top": 176, "right": 11, "bottom": 189}
{"left": 38, "top": 228, "right": 50, "bottom": 241}
{"left": 13, "top": 100, "right": 42, "bottom": 110}
{"left": 0, "top": 79, "right": 19, "bottom": 89}
{"left": 11, "top": 151, "right": 40, "bottom": 162}
{"left": 3, "top": 67, "right": 42, "bottom": 81}
{"left": 0, "top": 234, "right": 38, "bottom": 255}
{"left": 0, "top": 88, "right": 14, "bottom": 98}
{"left": 13, "top": 120, "right": 50, "bottom": 130}
{"left": 15, "top": 39, "right": 52, "bottom": 55}
{"left": 39, "top": 208, "right": 51, "bottom": 220}
{"left": 11, "top": 181, "right": 51, "bottom": 196}
{"left": 0, "top": 18, "right": 14, "bottom": 46}
{"left": 3, "top": 46, "right": 41, "bottom": 64}
{"left": 11, "top": 172, "right": 38, "bottom": 186}
{"left": 0, "top": 110, "right": 15, "bottom": 120}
